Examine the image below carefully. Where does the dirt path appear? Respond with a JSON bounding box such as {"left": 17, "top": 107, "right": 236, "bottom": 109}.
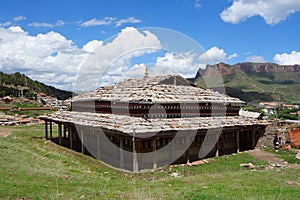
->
{"left": 246, "top": 148, "right": 300, "bottom": 169}
{"left": 0, "top": 127, "right": 11, "bottom": 138}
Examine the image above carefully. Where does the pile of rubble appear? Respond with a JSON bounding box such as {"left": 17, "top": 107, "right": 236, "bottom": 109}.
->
{"left": 0, "top": 114, "right": 44, "bottom": 126}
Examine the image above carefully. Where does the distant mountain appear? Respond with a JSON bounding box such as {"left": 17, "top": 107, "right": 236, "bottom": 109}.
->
{"left": 0, "top": 72, "right": 73, "bottom": 100}
{"left": 194, "top": 62, "right": 300, "bottom": 104}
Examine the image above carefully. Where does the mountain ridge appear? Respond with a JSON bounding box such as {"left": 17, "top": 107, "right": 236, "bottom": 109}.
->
{"left": 0, "top": 72, "right": 73, "bottom": 100}
{"left": 194, "top": 62, "right": 300, "bottom": 104}
{"left": 196, "top": 62, "right": 300, "bottom": 78}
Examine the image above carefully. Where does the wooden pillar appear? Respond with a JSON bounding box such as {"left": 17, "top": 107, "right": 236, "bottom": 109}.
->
{"left": 252, "top": 129, "right": 256, "bottom": 149}
{"left": 69, "top": 126, "right": 73, "bottom": 150}
{"left": 63, "top": 125, "right": 67, "bottom": 139}
{"left": 172, "top": 138, "right": 176, "bottom": 163}
{"left": 58, "top": 123, "right": 62, "bottom": 145}
{"left": 152, "top": 138, "right": 157, "bottom": 169}
{"left": 96, "top": 133, "right": 101, "bottom": 160}
{"left": 81, "top": 129, "right": 85, "bottom": 154}
{"left": 45, "top": 121, "right": 48, "bottom": 139}
{"left": 49, "top": 122, "right": 53, "bottom": 141}
{"left": 236, "top": 130, "right": 240, "bottom": 153}
{"left": 215, "top": 134, "right": 220, "bottom": 157}
{"left": 186, "top": 136, "right": 190, "bottom": 163}
{"left": 133, "top": 137, "right": 138, "bottom": 172}
{"left": 120, "top": 138, "right": 124, "bottom": 168}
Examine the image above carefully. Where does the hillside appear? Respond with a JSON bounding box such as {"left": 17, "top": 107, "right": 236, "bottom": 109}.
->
{"left": 0, "top": 72, "right": 73, "bottom": 100}
{"left": 195, "top": 62, "right": 300, "bottom": 104}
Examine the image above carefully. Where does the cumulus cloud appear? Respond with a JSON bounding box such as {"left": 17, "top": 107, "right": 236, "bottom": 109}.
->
{"left": 220, "top": 0, "right": 300, "bottom": 25}
{"left": 75, "top": 27, "right": 162, "bottom": 91}
{"left": 198, "top": 46, "right": 227, "bottom": 64}
{"left": 246, "top": 55, "right": 266, "bottom": 63}
{"left": 0, "top": 26, "right": 86, "bottom": 90}
{"left": 152, "top": 51, "right": 198, "bottom": 77}
{"left": 273, "top": 51, "right": 300, "bottom": 65}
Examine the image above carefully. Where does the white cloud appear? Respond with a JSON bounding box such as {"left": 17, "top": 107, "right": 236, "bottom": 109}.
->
{"left": 194, "top": 0, "right": 202, "bottom": 10}
{"left": 28, "top": 20, "right": 65, "bottom": 28}
{"left": 80, "top": 17, "right": 116, "bottom": 27}
{"left": 0, "top": 26, "right": 86, "bottom": 90}
{"left": 75, "top": 27, "right": 162, "bottom": 91}
{"left": 80, "top": 16, "right": 141, "bottom": 27}
{"left": 152, "top": 51, "right": 197, "bottom": 78}
{"left": 0, "top": 21, "right": 12, "bottom": 27}
{"left": 228, "top": 53, "right": 238, "bottom": 60}
{"left": 273, "top": 51, "right": 300, "bottom": 65}
{"left": 220, "top": 0, "right": 300, "bottom": 25}
{"left": 13, "top": 16, "right": 26, "bottom": 22}
{"left": 246, "top": 55, "right": 266, "bottom": 63}
{"left": 198, "top": 46, "right": 227, "bottom": 64}
{"left": 115, "top": 17, "right": 141, "bottom": 27}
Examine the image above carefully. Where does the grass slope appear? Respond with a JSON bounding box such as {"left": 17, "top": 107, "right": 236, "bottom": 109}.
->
{"left": 195, "top": 71, "right": 300, "bottom": 104}
{"left": 1, "top": 125, "right": 300, "bottom": 199}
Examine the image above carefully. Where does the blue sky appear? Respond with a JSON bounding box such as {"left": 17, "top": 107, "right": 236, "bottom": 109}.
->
{"left": 1, "top": 0, "right": 300, "bottom": 90}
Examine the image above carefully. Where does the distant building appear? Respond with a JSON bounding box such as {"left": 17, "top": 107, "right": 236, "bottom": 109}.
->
{"left": 40, "top": 74, "right": 269, "bottom": 172}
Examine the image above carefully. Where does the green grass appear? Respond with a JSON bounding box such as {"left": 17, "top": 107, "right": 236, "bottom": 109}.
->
{"left": 1, "top": 125, "right": 300, "bottom": 199}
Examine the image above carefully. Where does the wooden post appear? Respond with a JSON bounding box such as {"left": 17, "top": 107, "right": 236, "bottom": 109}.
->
{"left": 81, "top": 129, "right": 85, "bottom": 154}
{"left": 153, "top": 138, "right": 157, "bottom": 169}
{"left": 49, "top": 122, "right": 53, "bottom": 141}
{"left": 120, "top": 138, "right": 124, "bottom": 168}
{"left": 58, "top": 123, "right": 62, "bottom": 145}
{"left": 215, "top": 134, "right": 219, "bottom": 157}
{"left": 133, "top": 137, "right": 138, "bottom": 172}
{"left": 252, "top": 129, "right": 256, "bottom": 149}
{"left": 69, "top": 126, "right": 73, "bottom": 150}
{"left": 63, "top": 125, "right": 67, "bottom": 139}
{"left": 45, "top": 121, "right": 48, "bottom": 139}
{"left": 185, "top": 137, "right": 190, "bottom": 163}
{"left": 172, "top": 138, "right": 176, "bottom": 164}
{"left": 236, "top": 130, "right": 240, "bottom": 153}
{"left": 96, "top": 133, "right": 101, "bottom": 160}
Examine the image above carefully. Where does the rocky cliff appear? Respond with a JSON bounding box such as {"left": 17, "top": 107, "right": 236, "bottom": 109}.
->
{"left": 196, "top": 62, "right": 300, "bottom": 78}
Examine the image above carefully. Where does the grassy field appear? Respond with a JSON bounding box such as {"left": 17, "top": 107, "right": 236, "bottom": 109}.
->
{"left": 1, "top": 125, "right": 300, "bottom": 200}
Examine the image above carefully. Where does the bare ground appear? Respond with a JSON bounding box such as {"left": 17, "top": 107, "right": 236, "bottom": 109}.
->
{"left": 0, "top": 127, "right": 11, "bottom": 138}
{"left": 246, "top": 148, "right": 300, "bottom": 169}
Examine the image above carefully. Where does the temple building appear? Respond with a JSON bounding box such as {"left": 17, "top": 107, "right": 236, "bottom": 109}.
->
{"left": 40, "top": 72, "right": 269, "bottom": 172}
